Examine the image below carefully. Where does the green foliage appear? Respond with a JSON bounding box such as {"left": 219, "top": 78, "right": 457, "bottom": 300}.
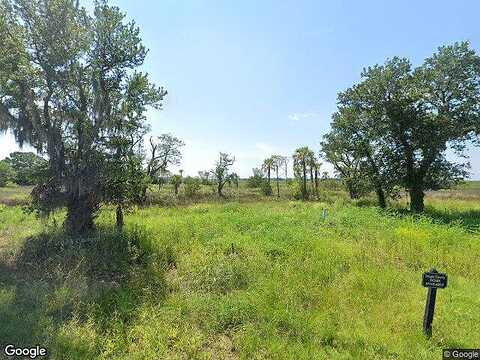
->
{"left": 293, "top": 146, "right": 315, "bottom": 200}
{"left": 4, "top": 152, "right": 47, "bottom": 185}
{"left": 211, "top": 152, "right": 235, "bottom": 197}
{"left": 288, "top": 179, "right": 303, "bottom": 200}
{"left": 183, "top": 176, "right": 201, "bottom": 198}
{"left": 260, "top": 179, "right": 273, "bottom": 196}
{"left": 0, "top": 160, "right": 15, "bottom": 187}
{"left": 170, "top": 175, "right": 183, "bottom": 195}
{"left": 247, "top": 167, "right": 264, "bottom": 188}
{"left": 104, "top": 153, "right": 148, "bottom": 227}
{"left": 325, "top": 42, "right": 480, "bottom": 212}
{"left": 261, "top": 157, "right": 275, "bottom": 182}
{"left": 147, "top": 134, "right": 185, "bottom": 182}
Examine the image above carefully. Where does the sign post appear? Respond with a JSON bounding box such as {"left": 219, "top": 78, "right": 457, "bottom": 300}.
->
{"left": 422, "top": 268, "right": 447, "bottom": 337}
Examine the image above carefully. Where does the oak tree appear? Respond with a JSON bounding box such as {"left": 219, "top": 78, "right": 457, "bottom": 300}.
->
{"left": 0, "top": 0, "right": 166, "bottom": 232}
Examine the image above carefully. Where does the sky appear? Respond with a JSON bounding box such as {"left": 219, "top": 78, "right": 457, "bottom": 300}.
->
{"left": 1, "top": 0, "right": 480, "bottom": 178}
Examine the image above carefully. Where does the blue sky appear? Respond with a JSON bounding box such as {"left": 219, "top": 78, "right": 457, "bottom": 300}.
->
{"left": 1, "top": 0, "right": 480, "bottom": 178}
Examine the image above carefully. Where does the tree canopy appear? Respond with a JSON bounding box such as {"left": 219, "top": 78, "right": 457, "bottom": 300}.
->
{"left": 322, "top": 42, "right": 480, "bottom": 211}
{"left": 0, "top": 0, "right": 166, "bottom": 232}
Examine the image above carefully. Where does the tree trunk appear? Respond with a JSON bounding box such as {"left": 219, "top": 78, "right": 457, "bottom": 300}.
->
{"left": 309, "top": 168, "right": 314, "bottom": 193}
{"left": 375, "top": 186, "right": 386, "bottom": 209}
{"left": 141, "top": 185, "right": 148, "bottom": 202}
{"left": 276, "top": 168, "right": 280, "bottom": 197}
{"left": 314, "top": 168, "right": 319, "bottom": 198}
{"left": 409, "top": 185, "right": 425, "bottom": 213}
{"left": 302, "top": 163, "right": 307, "bottom": 200}
{"left": 217, "top": 183, "right": 223, "bottom": 197}
{"left": 285, "top": 166, "right": 288, "bottom": 184}
{"left": 116, "top": 204, "right": 124, "bottom": 229}
{"left": 64, "top": 195, "right": 97, "bottom": 234}
{"left": 346, "top": 181, "right": 358, "bottom": 199}
{"left": 267, "top": 168, "right": 271, "bottom": 184}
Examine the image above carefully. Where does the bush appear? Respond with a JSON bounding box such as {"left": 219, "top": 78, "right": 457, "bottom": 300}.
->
{"left": 0, "top": 160, "right": 15, "bottom": 187}
{"left": 247, "top": 168, "right": 264, "bottom": 188}
{"left": 288, "top": 181, "right": 306, "bottom": 200}
{"left": 170, "top": 175, "right": 182, "bottom": 195}
{"left": 184, "top": 176, "right": 201, "bottom": 198}
{"left": 261, "top": 180, "right": 273, "bottom": 196}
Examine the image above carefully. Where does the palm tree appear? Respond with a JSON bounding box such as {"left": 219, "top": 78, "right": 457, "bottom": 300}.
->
{"left": 282, "top": 156, "right": 289, "bottom": 184}
{"left": 262, "top": 157, "right": 275, "bottom": 184}
{"left": 271, "top": 155, "right": 284, "bottom": 197}
{"left": 293, "top": 147, "right": 315, "bottom": 200}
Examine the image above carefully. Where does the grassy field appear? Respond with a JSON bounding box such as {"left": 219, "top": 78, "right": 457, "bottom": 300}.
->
{"left": 0, "top": 184, "right": 33, "bottom": 206}
{"left": 0, "top": 183, "right": 479, "bottom": 359}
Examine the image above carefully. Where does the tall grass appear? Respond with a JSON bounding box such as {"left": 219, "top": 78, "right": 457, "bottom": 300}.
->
{"left": 0, "top": 199, "right": 479, "bottom": 359}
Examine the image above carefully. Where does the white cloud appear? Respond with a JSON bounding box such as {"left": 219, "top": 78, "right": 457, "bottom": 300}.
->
{"left": 288, "top": 112, "right": 321, "bottom": 121}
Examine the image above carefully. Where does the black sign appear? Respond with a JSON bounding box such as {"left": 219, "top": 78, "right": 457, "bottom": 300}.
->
{"left": 422, "top": 271, "right": 448, "bottom": 289}
{"left": 422, "top": 269, "right": 448, "bottom": 337}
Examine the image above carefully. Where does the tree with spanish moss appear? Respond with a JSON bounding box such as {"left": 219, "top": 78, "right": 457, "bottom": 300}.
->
{"left": 0, "top": 0, "right": 166, "bottom": 233}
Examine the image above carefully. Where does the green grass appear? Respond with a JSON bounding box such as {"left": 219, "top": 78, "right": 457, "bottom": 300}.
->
{"left": 0, "top": 196, "right": 479, "bottom": 359}
{"left": 0, "top": 183, "right": 33, "bottom": 206}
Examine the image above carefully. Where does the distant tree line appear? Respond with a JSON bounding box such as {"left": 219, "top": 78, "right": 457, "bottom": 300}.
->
{"left": 0, "top": 152, "right": 47, "bottom": 187}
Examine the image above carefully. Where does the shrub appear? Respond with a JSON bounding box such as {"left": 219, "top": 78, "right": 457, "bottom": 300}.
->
{"left": 261, "top": 180, "right": 273, "bottom": 196}
{"left": 0, "top": 160, "right": 15, "bottom": 187}
{"left": 184, "top": 176, "right": 201, "bottom": 198}
{"left": 170, "top": 175, "right": 183, "bottom": 195}
{"left": 288, "top": 181, "right": 305, "bottom": 200}
{"left": 247, "top": 168, "right": 264, "bottom": 188}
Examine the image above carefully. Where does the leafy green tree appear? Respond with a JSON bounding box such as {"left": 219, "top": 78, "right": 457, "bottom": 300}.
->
{"left": 211, "top": 152, "right": 235, "bottom": 197}
{"left": 322, "top": 107, "right": 399, "bottom": 207}
{"left": 247, "top": 168, "right": 264, "bottom": 188}
{"left": 146, "top": 134, "right": 184, "bottom": 193}
{"left": 104, "top": 154, "right": 147, "bottom": 228}
{"left": 147, "top": 134, "right": 184, "bottom": 177}
{"left": 0, "top": 160, "right": 15, "bottom": 187}
{"left": 336, "top": 42, "right": 479, "bottom": 212}
{"left": 0, "top": 0, "right": 165, "bottom": 232}
{"left": 4, "top": 152, "right": 47, "bottom": 185}
{"left": 321, "top": 130, "right": 371, "bottom": 199}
